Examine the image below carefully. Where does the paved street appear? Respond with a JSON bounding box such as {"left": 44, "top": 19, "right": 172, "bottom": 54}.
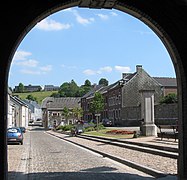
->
{"left": 8, "top": 126, "right": 156, "bottom": 180}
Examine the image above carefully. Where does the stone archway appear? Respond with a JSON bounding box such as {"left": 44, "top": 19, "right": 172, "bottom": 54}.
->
{"left": 1, "top": 1, "right": 187, "bottom": 179}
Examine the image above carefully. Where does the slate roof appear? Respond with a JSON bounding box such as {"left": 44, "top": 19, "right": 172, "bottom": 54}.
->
{"left": 23, "top": 99, "right": 41, "bottom": 112}
{"left": 11, "top": 96, "right": 28, "bottom": 107}
{"left": 82, "top": 85, "right": 104, "bottom": 99}
{"left": 153, "top": 77, "right": 177, "bottom": 87}
{"left": 41, "top": 97, "right": 81, "bottom": 109}
{"left": 81, "top": 73, "right": 136, "bottom": 99}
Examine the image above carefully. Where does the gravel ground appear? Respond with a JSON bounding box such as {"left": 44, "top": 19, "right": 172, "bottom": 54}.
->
{"left": 48, "top": 131, "right": 177, "bottom": 175}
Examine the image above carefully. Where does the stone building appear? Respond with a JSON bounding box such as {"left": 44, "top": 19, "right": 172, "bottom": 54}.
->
{"left": 44, "top": 85, "right": 60, "bottom": 91}
{"left": 41, "top": 97, "right": 81, "bottom": 128}
{"left": 14, "top": 84, "right": 42, "bottom": 92}
{"left": 81, "top": 65, "right": 175, "bottom": 126}
{"left": 153, "top": 77, "right": 177, "bottom": 96}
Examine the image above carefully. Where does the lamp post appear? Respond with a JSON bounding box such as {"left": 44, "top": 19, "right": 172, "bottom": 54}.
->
{"left": 95, "top": 113, "right": 101, "bottom": 131}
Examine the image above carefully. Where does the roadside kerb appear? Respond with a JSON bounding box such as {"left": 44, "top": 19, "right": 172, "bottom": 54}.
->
{"left": 79, "top": 134, "right": 178, "bottom": 153}
{"left": 77, "top": 134, "right": 178, "bottom": 159}
{"left": 46, "top": 131, "right": 168, "bottom": 178}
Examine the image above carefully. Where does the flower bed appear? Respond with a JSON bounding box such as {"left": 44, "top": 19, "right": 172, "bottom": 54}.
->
{"left": 106, "top": 129, "right": 135, "bottom": 135}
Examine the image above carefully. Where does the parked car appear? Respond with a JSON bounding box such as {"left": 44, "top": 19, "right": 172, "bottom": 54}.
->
{"left": 48, "top": 124, "right": 53, "bottom": 130}
{"left": 19, "top": 127, "right": 26, "bottom": 133}
{"left": 7, "top": 127, "right": 24, "bottom": 145}
{"left": 102, "top": 118, "right": 112, "bottom": 127}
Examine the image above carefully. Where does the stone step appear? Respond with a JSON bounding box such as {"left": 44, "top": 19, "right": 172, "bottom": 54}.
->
{"left": 78, "top": 134, "right": 178, "bottom": 159}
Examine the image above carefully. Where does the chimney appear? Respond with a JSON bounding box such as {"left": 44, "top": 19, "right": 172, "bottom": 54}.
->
{"left": 136, "top": 65, "right": 142, "bottom": 72}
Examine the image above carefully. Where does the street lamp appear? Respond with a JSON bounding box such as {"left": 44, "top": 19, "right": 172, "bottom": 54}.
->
{"left": 95, "top": 113, "right": 101, "bottom": 131}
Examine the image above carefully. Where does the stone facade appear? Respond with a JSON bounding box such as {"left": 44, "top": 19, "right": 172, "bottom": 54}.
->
{"left": 122, "top": 65, "right": 163, "bottom": 107}
{"left": 81, "top": 65, "right": 166, "bottom": 126}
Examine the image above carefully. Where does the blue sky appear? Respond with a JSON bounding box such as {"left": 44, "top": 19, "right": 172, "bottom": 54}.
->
{"left": 8, "top": 7, "right": 176, "bottom": 89}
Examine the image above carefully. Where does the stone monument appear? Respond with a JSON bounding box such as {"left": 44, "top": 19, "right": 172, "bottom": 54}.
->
{"left": 139, "top": 90, "right": 157, "bottom": 136}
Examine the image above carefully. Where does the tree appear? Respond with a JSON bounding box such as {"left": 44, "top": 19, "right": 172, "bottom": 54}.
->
{"left": 59, "top": 80, "right": 79, "bottom": 97}
{"left": 17, "top": 83, "right": 25, "bottom": 93}
{"left": 84, "top": 79, "right": 91, "bottom": 87}
{"left": 26, "top": 94, "right": 37, "bottom": 102}
{"left": 160, "top": 93, "right": 178, "bottom": 104}
{"left": 69, "top": 79, "right": 79, "bottom": 96}
{"left": 50, "top": 92, "right": 60, "bottom": 98}
{"left": 59, "top": 82, "right": 69, "bottom": 97}
{"left": 89, "top": 92, "right": 104, "bottom": 131}
{"left": 99, "top": 78, "right": 108, "bottom": 86}
{"left": 72, "top": 107, "right": 83, "bottom": 120}
{"left": 62, "top": 107, "right": 72, "bottom": 124}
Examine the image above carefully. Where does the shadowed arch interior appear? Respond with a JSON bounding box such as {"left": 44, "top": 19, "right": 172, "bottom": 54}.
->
{"left": 1, "top": 1, "right": 187, "bottom": 179}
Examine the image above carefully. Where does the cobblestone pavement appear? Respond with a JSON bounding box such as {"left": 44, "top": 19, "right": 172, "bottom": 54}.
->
{"left": 8, "top": 129, "right": 30, "bottom": 180}
{"left": 8, "top": 126, "right": 165, "bottom": 180}
{"left": 47, "top": 130, "right": 178, "bottom": 179}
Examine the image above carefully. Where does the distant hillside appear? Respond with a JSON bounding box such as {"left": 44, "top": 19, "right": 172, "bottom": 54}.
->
{"left": 13, "top": 91, "right": 58, "bottom": 105}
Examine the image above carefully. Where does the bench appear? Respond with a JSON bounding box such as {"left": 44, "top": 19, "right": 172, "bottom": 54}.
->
{"left": 157, "top": 125, "right": 178, "bottom": 141}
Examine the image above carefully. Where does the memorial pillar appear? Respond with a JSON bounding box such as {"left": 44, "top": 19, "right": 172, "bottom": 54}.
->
{"left": 139, "top": 90, "right": 156, "bottom": 136}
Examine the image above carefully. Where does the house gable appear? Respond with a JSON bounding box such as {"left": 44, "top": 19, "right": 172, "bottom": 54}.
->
{"left": 122, "top": 65, "right": 163, "bottom": 107}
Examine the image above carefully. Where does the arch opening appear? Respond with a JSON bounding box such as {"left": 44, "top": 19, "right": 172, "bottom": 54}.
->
{"left": 2, "top": 1, "right": 187, "bottom": 179}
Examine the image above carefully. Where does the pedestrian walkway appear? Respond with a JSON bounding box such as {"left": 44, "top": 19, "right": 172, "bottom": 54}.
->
{"left": 47, "top": 130, "right": 178, "bottom": 179}
{"left": 122, "top": 135, "right": 178, "bottom": 148}
{"left": 104, "top": 127, "right": 178, "bottom": 150}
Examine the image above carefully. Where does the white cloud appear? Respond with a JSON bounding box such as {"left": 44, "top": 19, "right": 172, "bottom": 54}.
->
{"left": 61, "top": 64, "right": 77, "bottom": 69}
{"left": 99, "top": 66, "right": 112, "bottom": 73}
{"left": 20, "top": 69, "right": 41, "bottom": 75}
{"left": 14, "top": 59, "right": 38, "bottom": 67}
{"left": 68, "top": 9, "right": 94, "bottom": 25}
{"left": 13, "top": 50, "right": 32, "bottom": 61}
{"left": 20, "top": 65, "right": 52, "bottom": 75}
{"left": 76, "top": 14, "right": 94, "bottom": 25}
{"left": 96, "top": 14, "right": 109, "bottom": 20}
{"left": 114, "top": 66, "right": 131, "bottom": 73}
{"left": 83, "top": 69, "right": 97, "bottom": 75}
{"left": 13, "top": 50, "right": 53, "bottom": 75}
{"left": 40, "top": 65, "right": 52, "bottom": 72}
{"left": 35, "top": 18, "right": 71, "bottom": 31}
{"left": 83, "top": 66, "right": 113, "bottom": 76}
{"left": 110, "top": 12, "right": 118, "bottom": 16}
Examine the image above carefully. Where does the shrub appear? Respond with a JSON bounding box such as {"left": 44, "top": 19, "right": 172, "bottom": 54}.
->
{"left": 160, "top": 93, "right": 177, "bottom": 104}
{"left": 58, "top": 124, "right": 74, "bottom": 131}
{"left": 94, "top": 124, "right": 106, "bottom": 131}
{"left": 84, "top": 126, "right": 95, "bottom": 132}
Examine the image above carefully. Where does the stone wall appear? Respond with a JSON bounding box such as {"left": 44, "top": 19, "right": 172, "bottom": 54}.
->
{"left": 119, "top": 103, "right": 178, "bottom": 126}
{"left": 154, "top": 103, "right": 178, "bottom": 125}
{"left": 119, "top": 106, "right": 141, "bottom": 126}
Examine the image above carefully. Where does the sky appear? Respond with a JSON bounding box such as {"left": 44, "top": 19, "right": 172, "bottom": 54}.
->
{"left": 8, "top": 7, "right": 176, "bottom": 89}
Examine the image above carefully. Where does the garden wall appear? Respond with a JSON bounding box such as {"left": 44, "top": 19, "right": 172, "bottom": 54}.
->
{"left": 119, "top": 103, "right": 178, "bottom": 126}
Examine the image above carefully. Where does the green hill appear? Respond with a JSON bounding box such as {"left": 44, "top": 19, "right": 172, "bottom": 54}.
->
{"left": 13, "top": 91, "right": 58, "bottom": 105}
